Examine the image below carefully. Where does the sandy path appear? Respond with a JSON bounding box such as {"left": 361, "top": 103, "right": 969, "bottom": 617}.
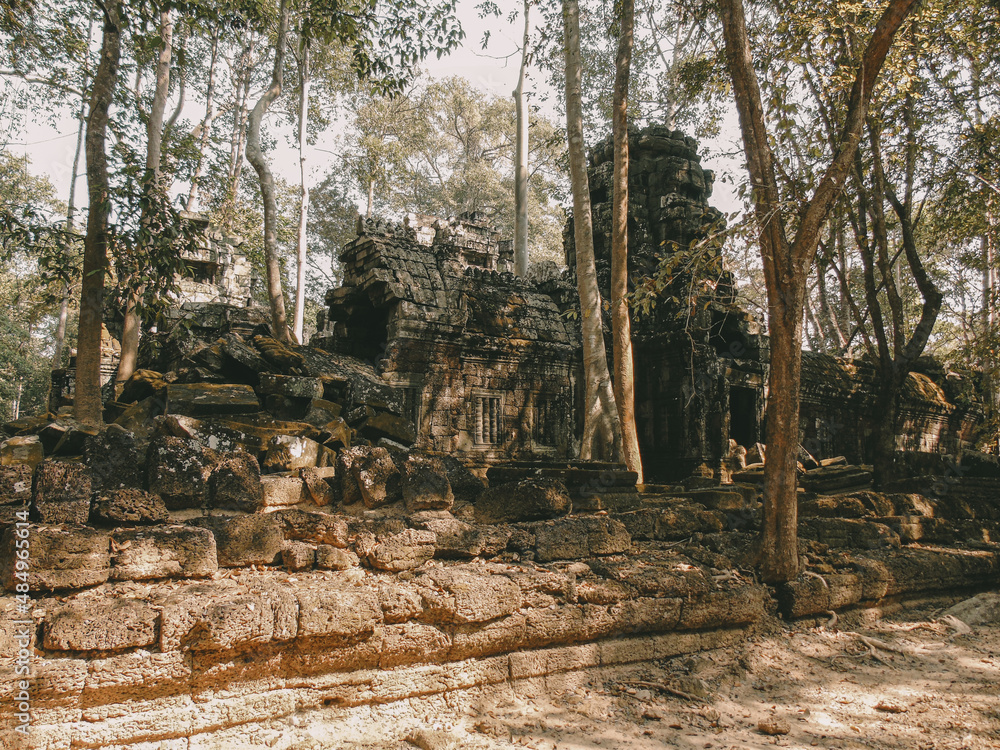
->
{"left": 336, "top": 601, "right": 999, "bottom": 750}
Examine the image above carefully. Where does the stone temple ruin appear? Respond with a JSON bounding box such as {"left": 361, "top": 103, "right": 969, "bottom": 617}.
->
{"left": 1, "top": 125, "right": 998, "bottom": 749}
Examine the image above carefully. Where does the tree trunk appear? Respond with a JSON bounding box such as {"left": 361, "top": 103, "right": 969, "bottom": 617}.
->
{"left": 293, "top": 31, "right": 310, "bottom": 344}
{"left": 118, "top": 10, "right": 173, "bottom": 386}
{"left": 611, "top": 0, "right": 642, "bottom": 482}
{"left": 186, "top": 26, "right": 219, "bottom": 211}
{"left": 761, "top": 284, "right": 807, "bottom": 580}
{"left": 246, "top": 0, "right": 291, "bottom": 341}
{"left": 562, "top": 0, "right": 622, "bottom": 461}
{"left": 870, "top": 365, "right": 901, "bottom": 487}
{"left": 75, "top": 0, "right": 122, "bottom": 426}
{"left": 225, "top": 37, "right": 256, "bottom": 217}
{"left": 513, "top": 0, "right": 530, "bottom": 278}
{"left": 717, "top": 0, "right": 919, "bottom": 582}
{"left": 54, "top": 36, "right": 91, "bottom": 372}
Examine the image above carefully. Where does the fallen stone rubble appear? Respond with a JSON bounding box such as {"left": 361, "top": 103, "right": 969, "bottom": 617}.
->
{"left": 2, "top": 388, "right": 1000, "bottom": 748}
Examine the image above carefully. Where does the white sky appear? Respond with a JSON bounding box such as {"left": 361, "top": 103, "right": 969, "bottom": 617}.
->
{"left": 11, "top": 0, "right": 741, "bottom": 221}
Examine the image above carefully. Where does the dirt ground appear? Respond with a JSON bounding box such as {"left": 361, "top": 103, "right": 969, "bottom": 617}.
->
{"left": 321, "top": 597, "right": 1000, "bottom": 750}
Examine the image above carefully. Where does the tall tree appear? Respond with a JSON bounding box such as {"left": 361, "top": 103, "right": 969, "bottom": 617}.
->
{"left": 246, "top": 0, "right": 292, "bottom": 341}
{"left": 117, "top": 8, "right": 174, "bottom": 385}
{"left": 513, "top": 0, "right": 530, "bottom": 277}
{"left": 563, "top": 0, "right": 622, "bottom": 460}
{"left": 75, "top": 0, "right": 121, "bottom": 425}
{"left": 53, "top": 15, "right": 93, "bottom": 371}
{"left": 293, "top": 23, "right": 311, "bottom": 343}
{"left": 611, "top": 0, "right": 641, "bottom": 481}
{"left": 717, "top": 0, "right": 920, "bottom": 582}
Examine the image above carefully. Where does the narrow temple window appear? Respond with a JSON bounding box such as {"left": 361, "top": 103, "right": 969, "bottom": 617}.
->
{"left": 403, "top": 386, "right": 421, "bottom": 428}
{"left": 474, "top": 395, "right": 502, "bottom": 445}
{"left": 535, "top": 397, "right": 558, "bottom": 447}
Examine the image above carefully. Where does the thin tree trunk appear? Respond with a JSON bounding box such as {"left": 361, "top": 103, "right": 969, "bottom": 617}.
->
{"left": 513, "top": 0, "right": 530, "bottom": 278}
{"left": 75, "top": 0, "right": 122, "bottom": 426}
{"left": 117, "top": 10, "right": 172, "bottom": 386}
{"left": 293, "top": 31, "right": 310, "bottom": 344}
{"left": 816, "top": 261, "right": 847, "bottom": 350}
{"left": 53, "top": 28, "right": 92, "bottom": 372}
{"left": 562, "top": 0, "right": 622, "bottom": 461}
{"left": 226, "top": 37, "right": 256, "bottom": 215}
{"left": 186, "top": 26, "right": 219, "bottom": 211}
{"left": 611, "top": 0, "right": 642, "bottom": 482}
{"left": 246, "top": 0, "right": 291, "bottom": 341}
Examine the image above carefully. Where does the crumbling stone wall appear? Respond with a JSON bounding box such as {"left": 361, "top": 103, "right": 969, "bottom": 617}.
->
{"left": 799, "top": 352, "right": 984, "bottom": 463}
{"left": 313, "top": 213, "right": 579, "bottom": 470}
{"left": 173, "top": 212, "right": 255, "bottom": 306}
{"left": 2, "top": 428, "right": 999, "bottom": 748}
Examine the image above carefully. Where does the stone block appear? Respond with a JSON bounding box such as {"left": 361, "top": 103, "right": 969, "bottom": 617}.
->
{"left": 0, "top": 435, "right": 44, "bottom": 469}
{"left": 301, "top": 466, "right": 336, "bottom": 506}
{"left": 357, "top": 412, "right": 416, "bottom": 446}
{"left": 90, "top": 489, "right": 169, "bottom": 526}
{"left": 146, "top": 435, "right": 218, "bottom": 509}
{"left": 608, "top": 597, "right": 683, "bottom": 634}
{"left": 412, "top": 516, "right": 510, "bottom": 558}
{"left": 38, "top": 420, "right": 97, "bottom": 455}
{"left": 273, "top": 508, "right": 349, "bottom": 546}
{"left": 165, "top": 383, "right": 261, "bottom": 417}
{"left": 318, "top": 416, "right": 352, "bottom": 450}
{"left": 1, "top": 525, "right": 110, "bottom": 591}
{"left": 208, "top": 452, "right": 263, "bottom": 512}
{"left": 799, "top": 518, "right": 901, "bottom": 550}
{"left": 260, "top": 475, "right": 307, "bottom": 508}
{"left": 262, "top": 435, "right": 321, "bottom": 472}
{"left": 799, "top": 465, "right": 873, "bottom": 493}
{"left": 302, "top": 398, "right": 343, "bottom": 427}
{"left": 32, "top": 459, "right": 92, "bottom": 525}
{"left": 159, "top": 582, "right": 297, "bottom": 651}
{"left": 351, "top": 446, "right": 402, "bottom": 508}
{"left": 281, "top": 541, "right": 315, "bottom": 571}
{"left": 450, "top": 613, "right": 526, "bottom": 660}
{"left": 475, "top": 478, "right": 570, "bottom": 524}
{"left": 361, "top": 528, "right": 435, "bottom": 572}
{"left": 163, "top": 414, "right": 251, "bottom": 453}
{"left": 677, "top": 586, "right": 768, "bottom": 630}
{"left": 296, "top": 582, "right": 382, "bottom": 640}
{"left": 441, "top": 456, "right": 485, "bottom": 503}
{"left": 194, "top": 514, "right": 283, "bottom": 568}
{"left": 118, "top": 369, "right": 167, "bottom": 403}
{"left": 348, "top": 377, "right": 404, "bottom": 415}
{"left": 111, "top": 526, "right": 217, "bottom": 580}
{"left": 0, "top": 464, "right": 32, "bottom": 505}
{"left": 258, "top": 374, "right": 324, "bottom": 400}
{"left": 520, "top": 603, "right": 617, "bottom": 649}
{"left": 401, "top": 454, "right": 454, "bottom": 511}
{"left": 84, "top": 425, "right": 144, "bottom": 492}
{"left": 43, "top": 599, "right": 159, "bottom": 651}
{"left": 315, "top": 545, "right": 359, "bottom": 570}
{"left": 336, "top": 446, "right": 364, "bottom": 506}
{"left": 417, "top": 565, "right": 523, "bottom": 624}
{"left": 380, "top": 622, "right": 452, "bottom": 668}
{"left": 531, "top": 516, "right": 631, "bottom": 562}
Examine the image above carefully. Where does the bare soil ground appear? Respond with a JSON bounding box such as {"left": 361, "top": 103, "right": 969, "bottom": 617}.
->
{"left": 315, "top": 599, "right": 1000, "bottom": 750}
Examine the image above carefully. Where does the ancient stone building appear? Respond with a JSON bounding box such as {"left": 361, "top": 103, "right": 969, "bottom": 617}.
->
{"left": 799, "top": 353, "right": 983, "bottom": 463}
{"left": 568, "top": 126, "right": 769, "bottom": 482}
{"left": 173, "top": 212, "right": 256, "bottom": 306}
{"left": 312, "top": 213, "right": 578, "bottom": 470}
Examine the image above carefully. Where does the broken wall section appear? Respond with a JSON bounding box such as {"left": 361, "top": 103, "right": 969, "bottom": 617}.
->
{"left": 314, "top": 213, "right": 581, "bottom": 471}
